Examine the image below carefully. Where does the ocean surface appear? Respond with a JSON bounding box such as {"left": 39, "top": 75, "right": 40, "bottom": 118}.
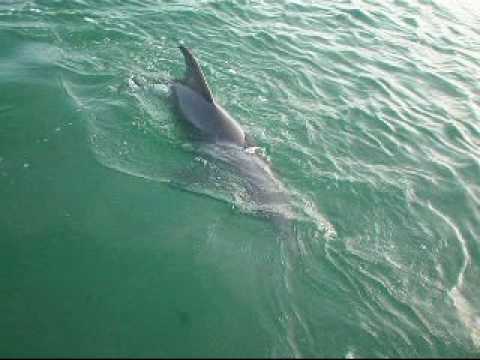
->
{"left": 1, "top": 0, "right": 479, "bottom": 357}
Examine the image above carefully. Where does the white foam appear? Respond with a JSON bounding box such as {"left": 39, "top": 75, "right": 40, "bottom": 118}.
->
{"left": 451, "top": 288, "right": 480, "bottom": 347}
{"left": 345, "top": 349, "right": 356, "bottom": 359}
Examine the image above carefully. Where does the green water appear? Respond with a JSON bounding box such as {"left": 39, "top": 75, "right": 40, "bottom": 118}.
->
{"left": 1, "top": 0, "right": 479, "bottom": 357}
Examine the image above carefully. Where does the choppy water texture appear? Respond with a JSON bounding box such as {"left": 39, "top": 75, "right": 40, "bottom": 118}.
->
{"left": 1, "top": 0, "right": 480, "bottom": 357}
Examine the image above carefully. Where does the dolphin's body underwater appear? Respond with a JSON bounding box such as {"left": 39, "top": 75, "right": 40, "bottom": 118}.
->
{"left": 170, "top": 45, "right": 291, "bottom": 221}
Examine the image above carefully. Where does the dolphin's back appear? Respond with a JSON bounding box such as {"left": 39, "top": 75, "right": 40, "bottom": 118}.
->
{"left": 172, "top": 46, "right": 246, "bottom": 146}
{"left": 172, "top": 83, "right": 245, "bottom": 145}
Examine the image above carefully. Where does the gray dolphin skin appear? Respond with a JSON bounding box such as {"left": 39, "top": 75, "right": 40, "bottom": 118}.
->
{"left": 171, "top": 45, "right": 247, "bottom": 146}
{"left": 170, "top": 45, "right": 292, "bottom": 222}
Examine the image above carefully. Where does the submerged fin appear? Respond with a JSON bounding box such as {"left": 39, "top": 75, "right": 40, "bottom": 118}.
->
{"left": 179, "top": 45, "right": 215, "bottom": 103}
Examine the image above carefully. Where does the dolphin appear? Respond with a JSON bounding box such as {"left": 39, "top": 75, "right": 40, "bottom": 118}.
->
{"left": 170, "top": 45, "right": 292, "bottom": 222}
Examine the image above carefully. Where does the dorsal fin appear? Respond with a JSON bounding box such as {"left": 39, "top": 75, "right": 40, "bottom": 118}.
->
{"left": 179, "top": 45, "right": 214, "bottom": 103}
